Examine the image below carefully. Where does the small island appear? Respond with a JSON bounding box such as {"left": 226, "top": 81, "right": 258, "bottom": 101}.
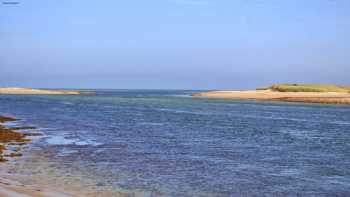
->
{"left": 0, "top": 87, "right": 81, "bottom": 95}
{"left": 193, "top": 84, "right": 350, "bottom": 105}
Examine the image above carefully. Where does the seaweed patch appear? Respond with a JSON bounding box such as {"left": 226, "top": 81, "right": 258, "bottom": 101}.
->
{"left": 0, "top": 116, "right": 36, "bottom": 162}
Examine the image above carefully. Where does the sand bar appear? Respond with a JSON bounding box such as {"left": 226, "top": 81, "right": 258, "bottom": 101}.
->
{"left": 0, "top": 88, "right": 80, "bottom": 95}
{"left": 193, "top": 90, "right": 350, "bottom": 104}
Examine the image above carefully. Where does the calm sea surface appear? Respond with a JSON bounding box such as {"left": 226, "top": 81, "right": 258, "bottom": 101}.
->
{"left": 0, "top": 90, "right": 350, "bottom": 196}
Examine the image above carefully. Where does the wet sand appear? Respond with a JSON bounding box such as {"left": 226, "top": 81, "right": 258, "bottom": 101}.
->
{"left": 0, "top": 116, "right": 131, "bottom": 197}
{"left": 0, "top": 88, "right": 80, "bottom": 95}
{"left": 1, "top": 155, "right": 127, "bottom": 197}
{"left": 193, "top": 90, "right": 350, "bottom": 104}
{"left": 0, "top": 176, "right": 75, "bottom": 197}
{"left": 0, "top": 173, "right": 123, "bottom": 197}
{"left": 0, "top": 116, "right": 73, "bottom": 196}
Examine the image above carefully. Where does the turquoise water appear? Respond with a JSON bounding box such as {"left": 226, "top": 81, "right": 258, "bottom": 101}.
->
{"left": 1, "top": 90, "right": 350, "bottom": 196}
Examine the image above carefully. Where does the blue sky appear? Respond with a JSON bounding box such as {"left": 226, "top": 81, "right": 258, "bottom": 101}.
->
{"left": 0, "top": 0, "right": 349, "bottom": 89}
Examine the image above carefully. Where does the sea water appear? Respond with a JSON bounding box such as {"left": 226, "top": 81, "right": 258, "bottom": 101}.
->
{"left": 0, "top": 90, "right": 350, "bottom": 196}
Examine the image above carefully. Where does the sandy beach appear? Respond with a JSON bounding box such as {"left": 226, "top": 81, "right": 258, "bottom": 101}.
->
{"left": 0, "top": 88, "right": 80, "bottom": 95}
{"left": 193, "top": 90, "right": 350, "bottom": 104}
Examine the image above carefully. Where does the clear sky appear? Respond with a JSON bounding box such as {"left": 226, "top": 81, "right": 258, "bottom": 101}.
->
{"left": 1, "top": 0, "right": 349, "bottom": 89}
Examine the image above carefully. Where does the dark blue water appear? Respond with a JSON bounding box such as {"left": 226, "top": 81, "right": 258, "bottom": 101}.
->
{"left": 1, "top": 90, "right": 350, "bottom": 196}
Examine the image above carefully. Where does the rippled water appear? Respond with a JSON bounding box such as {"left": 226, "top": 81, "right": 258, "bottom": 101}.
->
{"left": 1, "top": 90, "right": 350, "bottom": 196}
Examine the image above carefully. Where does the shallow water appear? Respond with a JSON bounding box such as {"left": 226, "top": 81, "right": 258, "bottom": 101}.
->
{"left": 1, "top": 90, "right": 350, "bottom": 196}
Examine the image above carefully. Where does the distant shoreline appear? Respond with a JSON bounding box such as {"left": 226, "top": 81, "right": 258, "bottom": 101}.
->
{"left": 193, "top": 90, "right": 350, "bottom": 105}
{"left": 0, "top": 88, "right": 81, "bottom": 95}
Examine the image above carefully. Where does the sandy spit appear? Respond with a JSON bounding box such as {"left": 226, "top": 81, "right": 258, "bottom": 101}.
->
{"left": 0, "top": 88, "right": 80, "bottom": 95}
{"left": 193, "top": 90, "right": 350, "bottom": 105}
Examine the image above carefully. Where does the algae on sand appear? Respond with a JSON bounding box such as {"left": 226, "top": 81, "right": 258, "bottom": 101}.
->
{"left": 0, "top": 116, "right": 32, "bottom": 162}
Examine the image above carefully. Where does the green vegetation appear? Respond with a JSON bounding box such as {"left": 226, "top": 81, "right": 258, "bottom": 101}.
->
{"left": 256, "top": 87, "right": 270, "bottom": 91}
{"left": 258, "top": 84, "right": 350, "bottom": 93}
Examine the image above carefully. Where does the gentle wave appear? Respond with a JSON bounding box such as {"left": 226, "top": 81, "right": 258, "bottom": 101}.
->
{"left": 45, "top": 136, "right": 103, "bottom": 146}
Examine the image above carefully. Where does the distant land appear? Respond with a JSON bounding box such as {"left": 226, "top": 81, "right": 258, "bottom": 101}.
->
{"left": 0, "top": 88, "right": 81, "bottom": 95}
{"left": 193, "top": 84, "right": 350, "bottom": 105}
{"left": 1, "top": 1, "right": 20, "bottom": 5}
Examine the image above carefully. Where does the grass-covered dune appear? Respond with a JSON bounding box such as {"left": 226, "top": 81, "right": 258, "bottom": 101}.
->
{"left": 261, "top": 84, "right": 350, "bottom": 93}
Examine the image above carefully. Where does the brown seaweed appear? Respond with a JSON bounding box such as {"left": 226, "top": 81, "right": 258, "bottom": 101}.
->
{"left": 0, "top": 116, "right": 32, "bottom": 162}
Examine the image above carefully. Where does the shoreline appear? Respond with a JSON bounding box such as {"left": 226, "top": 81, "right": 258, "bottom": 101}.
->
{"left": 0, "top": 116, "right": 76, "bottom": 197}
{"left": 0, "top": 176, "right": 77, "bottom": 197}
{"left": 0, "top": 115, "right": 129, "bottom": 197}
{"left": 0, "top": 88, "right": 81, "bottom": 95}
{"left": 0, "top": 155, "right": 127, "bottom": 197}
{"left": 192, "top": 90, "right": 350, "bottom": 105}
{"left": 0, "top": 116, "right": 31, "bottom": 162}
{"left": 0, "top": 168, "right": 123, "bottom": 197}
